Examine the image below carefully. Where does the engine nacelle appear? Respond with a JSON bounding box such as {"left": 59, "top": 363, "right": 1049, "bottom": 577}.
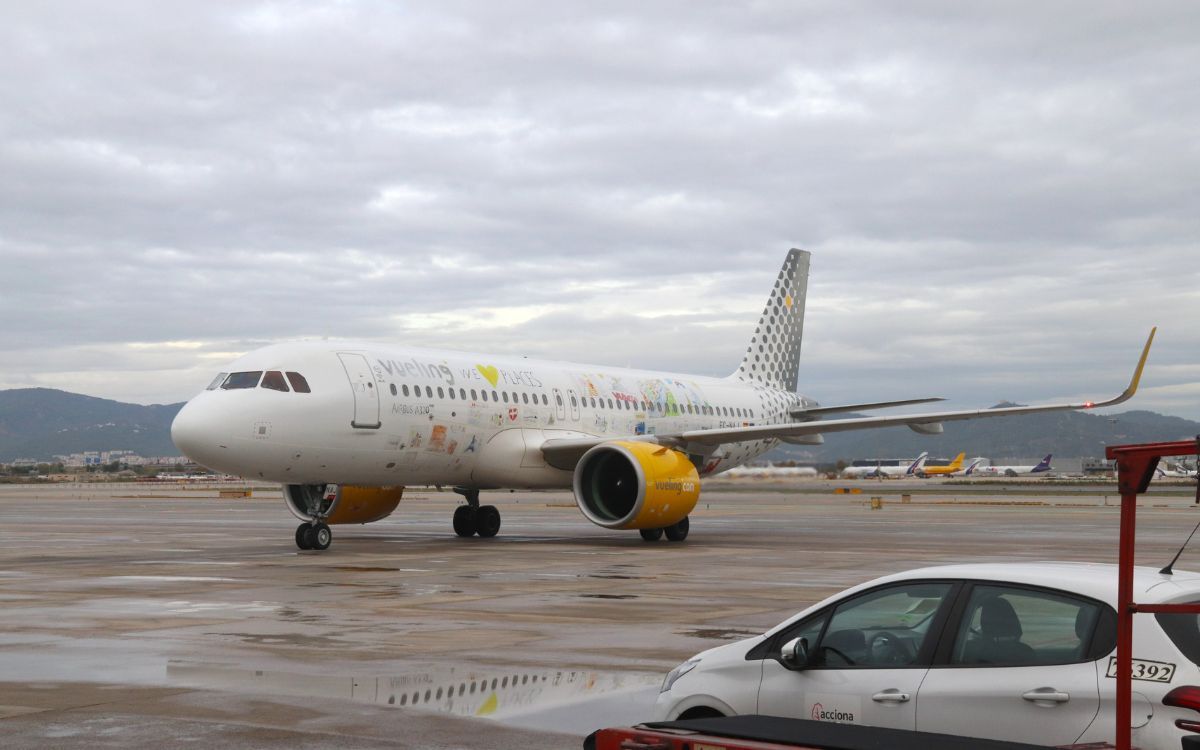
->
{"left": 284, "top": 484, "right": 404, "bottom": 525}
{"left": 573, "top": 441, "right": 700, "bottom": 530}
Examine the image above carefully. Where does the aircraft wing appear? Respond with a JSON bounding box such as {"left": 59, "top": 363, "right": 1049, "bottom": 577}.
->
{"left": 541, "top": 328, "right": 1154, "bottom": 470}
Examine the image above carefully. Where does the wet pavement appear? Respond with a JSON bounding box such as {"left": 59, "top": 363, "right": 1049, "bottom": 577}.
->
{"left": 0, "top": 480, "right": 1196, "bottom": 747}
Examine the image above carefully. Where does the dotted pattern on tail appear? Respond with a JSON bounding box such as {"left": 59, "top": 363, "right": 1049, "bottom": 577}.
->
{"left": 734, "top": 249, "right": 809, "bottom": 392}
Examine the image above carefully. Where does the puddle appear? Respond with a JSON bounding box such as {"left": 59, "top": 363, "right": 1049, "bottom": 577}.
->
{"left": 166, "top": 661, "right": 661, "bottom": 732}
{"left": 332, "top": 566, "right": 401, "bottom": 573}
{"left": 97, "top": 576, "right": 242, "bottom": 584}
{"left": 67, "top": 598, "right": 279, "bottom": 616}
{"left": 675, "top": 627, "right": 763, "bottom": 640}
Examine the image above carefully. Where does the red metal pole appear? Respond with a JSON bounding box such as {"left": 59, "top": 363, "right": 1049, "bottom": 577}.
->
{"left": 1115, "top": 486, "right": 1135, "bottom": 750}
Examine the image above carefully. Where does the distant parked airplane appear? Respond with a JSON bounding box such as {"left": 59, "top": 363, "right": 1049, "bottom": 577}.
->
{"left": 918, "top": 452, "right": 966, "bottom": 477}
{"left": 1155, "top": 461, "right": 1198, "bottom": 480}
{"left": 841, "top": 452, "right": 929, "bottom": 479}
{"left": 960, "top": 457, "right": 986, "bottom": 476}
{"left": 973, "top": 454, "right": 1054, "bottom": 477}
{"left": 722, "top": 463, "right": 819, "bottom": 478}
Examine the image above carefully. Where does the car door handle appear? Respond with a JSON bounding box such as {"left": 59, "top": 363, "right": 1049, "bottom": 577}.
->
{"left": 1021, "top": 688, "right": 1070, "bottom": 705}
{"left": 871, "top": 689, "right": 911, "bottom": 703}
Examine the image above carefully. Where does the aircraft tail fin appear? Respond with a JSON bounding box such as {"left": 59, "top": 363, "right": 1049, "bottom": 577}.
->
{"left": 906, "top": 451, "right": 930, "bottom": 475}
{"left": 964, "top": 458, "right": 984, "bottom": 475}
{"left": 949, "top": 452, "right": 965, "bottom": 469}
{"left": 1032, "top": 454, "right": 1053, "bottom": 472}
{"left": 733, "top": 249, "right": 809, "bottom": 390}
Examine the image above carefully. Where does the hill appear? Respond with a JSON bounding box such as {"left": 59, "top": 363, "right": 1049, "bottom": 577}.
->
{"left": 0, "top": 388, "right": 184, "bottom": 461}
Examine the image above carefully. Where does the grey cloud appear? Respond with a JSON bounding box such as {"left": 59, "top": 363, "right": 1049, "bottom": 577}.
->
{"left": 0, "top": 2, "right": 1197, "bottom": 416}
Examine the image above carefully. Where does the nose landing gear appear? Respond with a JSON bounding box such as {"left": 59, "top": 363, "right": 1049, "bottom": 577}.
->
{"left": 452, "top": 487, "right": 501, "bottom": 538}
{"left": 295, "top": 521, "right": 332, "bottom": 550}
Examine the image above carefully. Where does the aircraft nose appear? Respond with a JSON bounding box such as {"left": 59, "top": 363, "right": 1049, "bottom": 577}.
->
{"left": 171, "top": 398, "right": 223, "bottom": 468}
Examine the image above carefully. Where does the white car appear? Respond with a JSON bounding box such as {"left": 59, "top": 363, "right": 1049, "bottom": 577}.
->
{"left": 656, "top": 563, "right": 1200, "bottom": 749}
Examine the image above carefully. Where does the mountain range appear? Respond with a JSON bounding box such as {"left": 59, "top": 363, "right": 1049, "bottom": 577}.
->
{"left": 0, "top": 388, "right": 184, "bottom": 462}
{"left": 0, "top": 387, "right": 1196, "bottom": 464}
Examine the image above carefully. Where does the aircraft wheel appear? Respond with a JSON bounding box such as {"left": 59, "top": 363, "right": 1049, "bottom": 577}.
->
{"left": 453, "top": 505, "right": 478, "bottom": 537}
{"left": 639, "top": 528, "right": 664, "bottom": 542}
{"left": 295, "top": 523, "right": 313, "bottom": 550}
{"left": 476, "top": 505, "right": 501, "bottom": 538}
{"left": 664, "top": 516, "right": 690, "bottom": 542}
{"left": 312, "top": 522, "right": 332, "bottom": 551}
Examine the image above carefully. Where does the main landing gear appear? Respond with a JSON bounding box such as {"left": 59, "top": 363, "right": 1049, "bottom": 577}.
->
{"left": 639, "top": 516, "right": 690, "bottom": 543}
{"left": 452, "top": 487, "right": 501, "bottom": 538}
{"left": 295, "top": 521, "right": 332, "bottom": 550}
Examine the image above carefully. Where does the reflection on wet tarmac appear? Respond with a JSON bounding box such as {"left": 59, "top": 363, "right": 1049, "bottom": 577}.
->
{"left": 167, "top": 661, "right": 660, "bottom": 724}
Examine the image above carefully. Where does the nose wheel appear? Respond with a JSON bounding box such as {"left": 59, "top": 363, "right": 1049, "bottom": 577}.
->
{"left": 295, "top": 521, "right": 332, "bottom": 550}
{"left": 452, "top": 487, "right": 501, "bottom": 538}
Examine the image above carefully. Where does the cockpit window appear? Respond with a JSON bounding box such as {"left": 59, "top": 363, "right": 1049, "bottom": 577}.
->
{"left": 221, "top": 371, "right": 262, "bottom": 390}
{"left": 206, "top": 373, "right": 228, "bottom": 391}
{"left": 261, "top": 371, "right": 289, "bottom": 392}
{"left": 286, "top": 372, "right": 311, "bottom": 393}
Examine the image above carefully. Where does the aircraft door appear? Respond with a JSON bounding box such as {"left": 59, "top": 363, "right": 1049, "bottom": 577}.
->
{"left": 552, "top": 388, "right": 566, "bottom": 422}
{"left": 337, "top": 352, "right": 381, "bottom": 429}
{"left": 567, "top": 388, "right": 581, "bottom": 422}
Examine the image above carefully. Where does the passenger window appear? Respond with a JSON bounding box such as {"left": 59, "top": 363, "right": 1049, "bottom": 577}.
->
{"left": 814, "top": 582, "right": 952, "bottom": 668}
{"left": 522, "top": 393, "right": 529, "bottom": 404}
{"left": 437, "top": 387, "right": 445, "bottom": 399}
{"left": 261, "top": 371, "right": 289, "bottom": 392}
{"left": 471, "top": 389, "right": 478, "bottom": 401}
{"left": 425, "top": 386, "right": 433, "bottom": 398}
{"left": 460, "top": 388, "right": 466, "bottom": 400}
{"left": 952, "top": 585, "right": 1104, "bottom": 667}
{"left": 502, "top": 392, "right": 509, "bottom": 403}
{"left": 570, "top": 395, "right": 577, "bottom": 407}
{"left": 221, "top": 371, "right": 262, "bottom": 390}
{"left": 389, "top": 384, "right": 397, "bottom": 396}
{"left": 402, "top": 384, "right": 410, "bottom": 397}
{"left": 447, "top": 387, "right": 455, "bottom": 400}
{"left": 542, "top": 394, "right": 549, "bottom": 405}
{"left": 555, "top": 394, "right": 563, "bottom": 406}
{"left": 206, "top": 373, "right": 228, "bottom": 390}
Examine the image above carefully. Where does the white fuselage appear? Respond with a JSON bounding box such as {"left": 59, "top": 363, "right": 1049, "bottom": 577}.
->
{"left": 171, "top": 342, "right": 802, "bottom": 488}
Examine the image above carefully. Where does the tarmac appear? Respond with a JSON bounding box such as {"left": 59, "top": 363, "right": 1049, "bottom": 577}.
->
{"left": 0, "top": 479, "right": 1197, "bottom": 748}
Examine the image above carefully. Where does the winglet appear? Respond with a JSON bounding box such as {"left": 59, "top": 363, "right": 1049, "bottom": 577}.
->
{"left": 1087, "top": 327, "right": 1155, "bottom": 409}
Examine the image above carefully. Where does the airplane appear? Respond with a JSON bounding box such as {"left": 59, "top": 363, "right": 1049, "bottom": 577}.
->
{"left": 721, "top": 462, "right": 819, "bottom": 479}
{"left": 917, "top": 451, "right": 966, "bottom": 477}
{"left": 840, "top": 452, "right": 929, "bottom": 479}
{"left": 959, "top": 457, "right": 986, "bottom": 476}
{"left": 972, "top": 454, "right": 1054, "bottom": 477}
{"left": 169, "top": 249, "right": 1156, "bottom": 550}
{"left": 1155, "top": 461, "right": 1198, "bottom": 480}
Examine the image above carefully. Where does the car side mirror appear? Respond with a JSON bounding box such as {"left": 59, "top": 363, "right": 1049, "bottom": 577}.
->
{"left": 779, "top": 636, "right": 810, "bottom": 671}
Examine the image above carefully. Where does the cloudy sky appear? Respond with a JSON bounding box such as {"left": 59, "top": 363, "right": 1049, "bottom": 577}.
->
{"left": 2, "top": 2, "right": 1198, "bottom": 418}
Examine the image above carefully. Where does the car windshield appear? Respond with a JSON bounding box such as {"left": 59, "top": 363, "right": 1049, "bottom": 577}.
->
{"left": 1156, "top": 602, "right": 1200, "bottom": 665}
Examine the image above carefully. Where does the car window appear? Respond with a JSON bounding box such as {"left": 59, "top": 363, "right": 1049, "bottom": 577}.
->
{"left": 951, "top": 585, "right": 1102, "bottom": 667}
{"left": 815, "top": 582, "right": 952, "bottom": 668}
{"left": 1156, "top": 602, "right": 1200, "bottom": 666}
